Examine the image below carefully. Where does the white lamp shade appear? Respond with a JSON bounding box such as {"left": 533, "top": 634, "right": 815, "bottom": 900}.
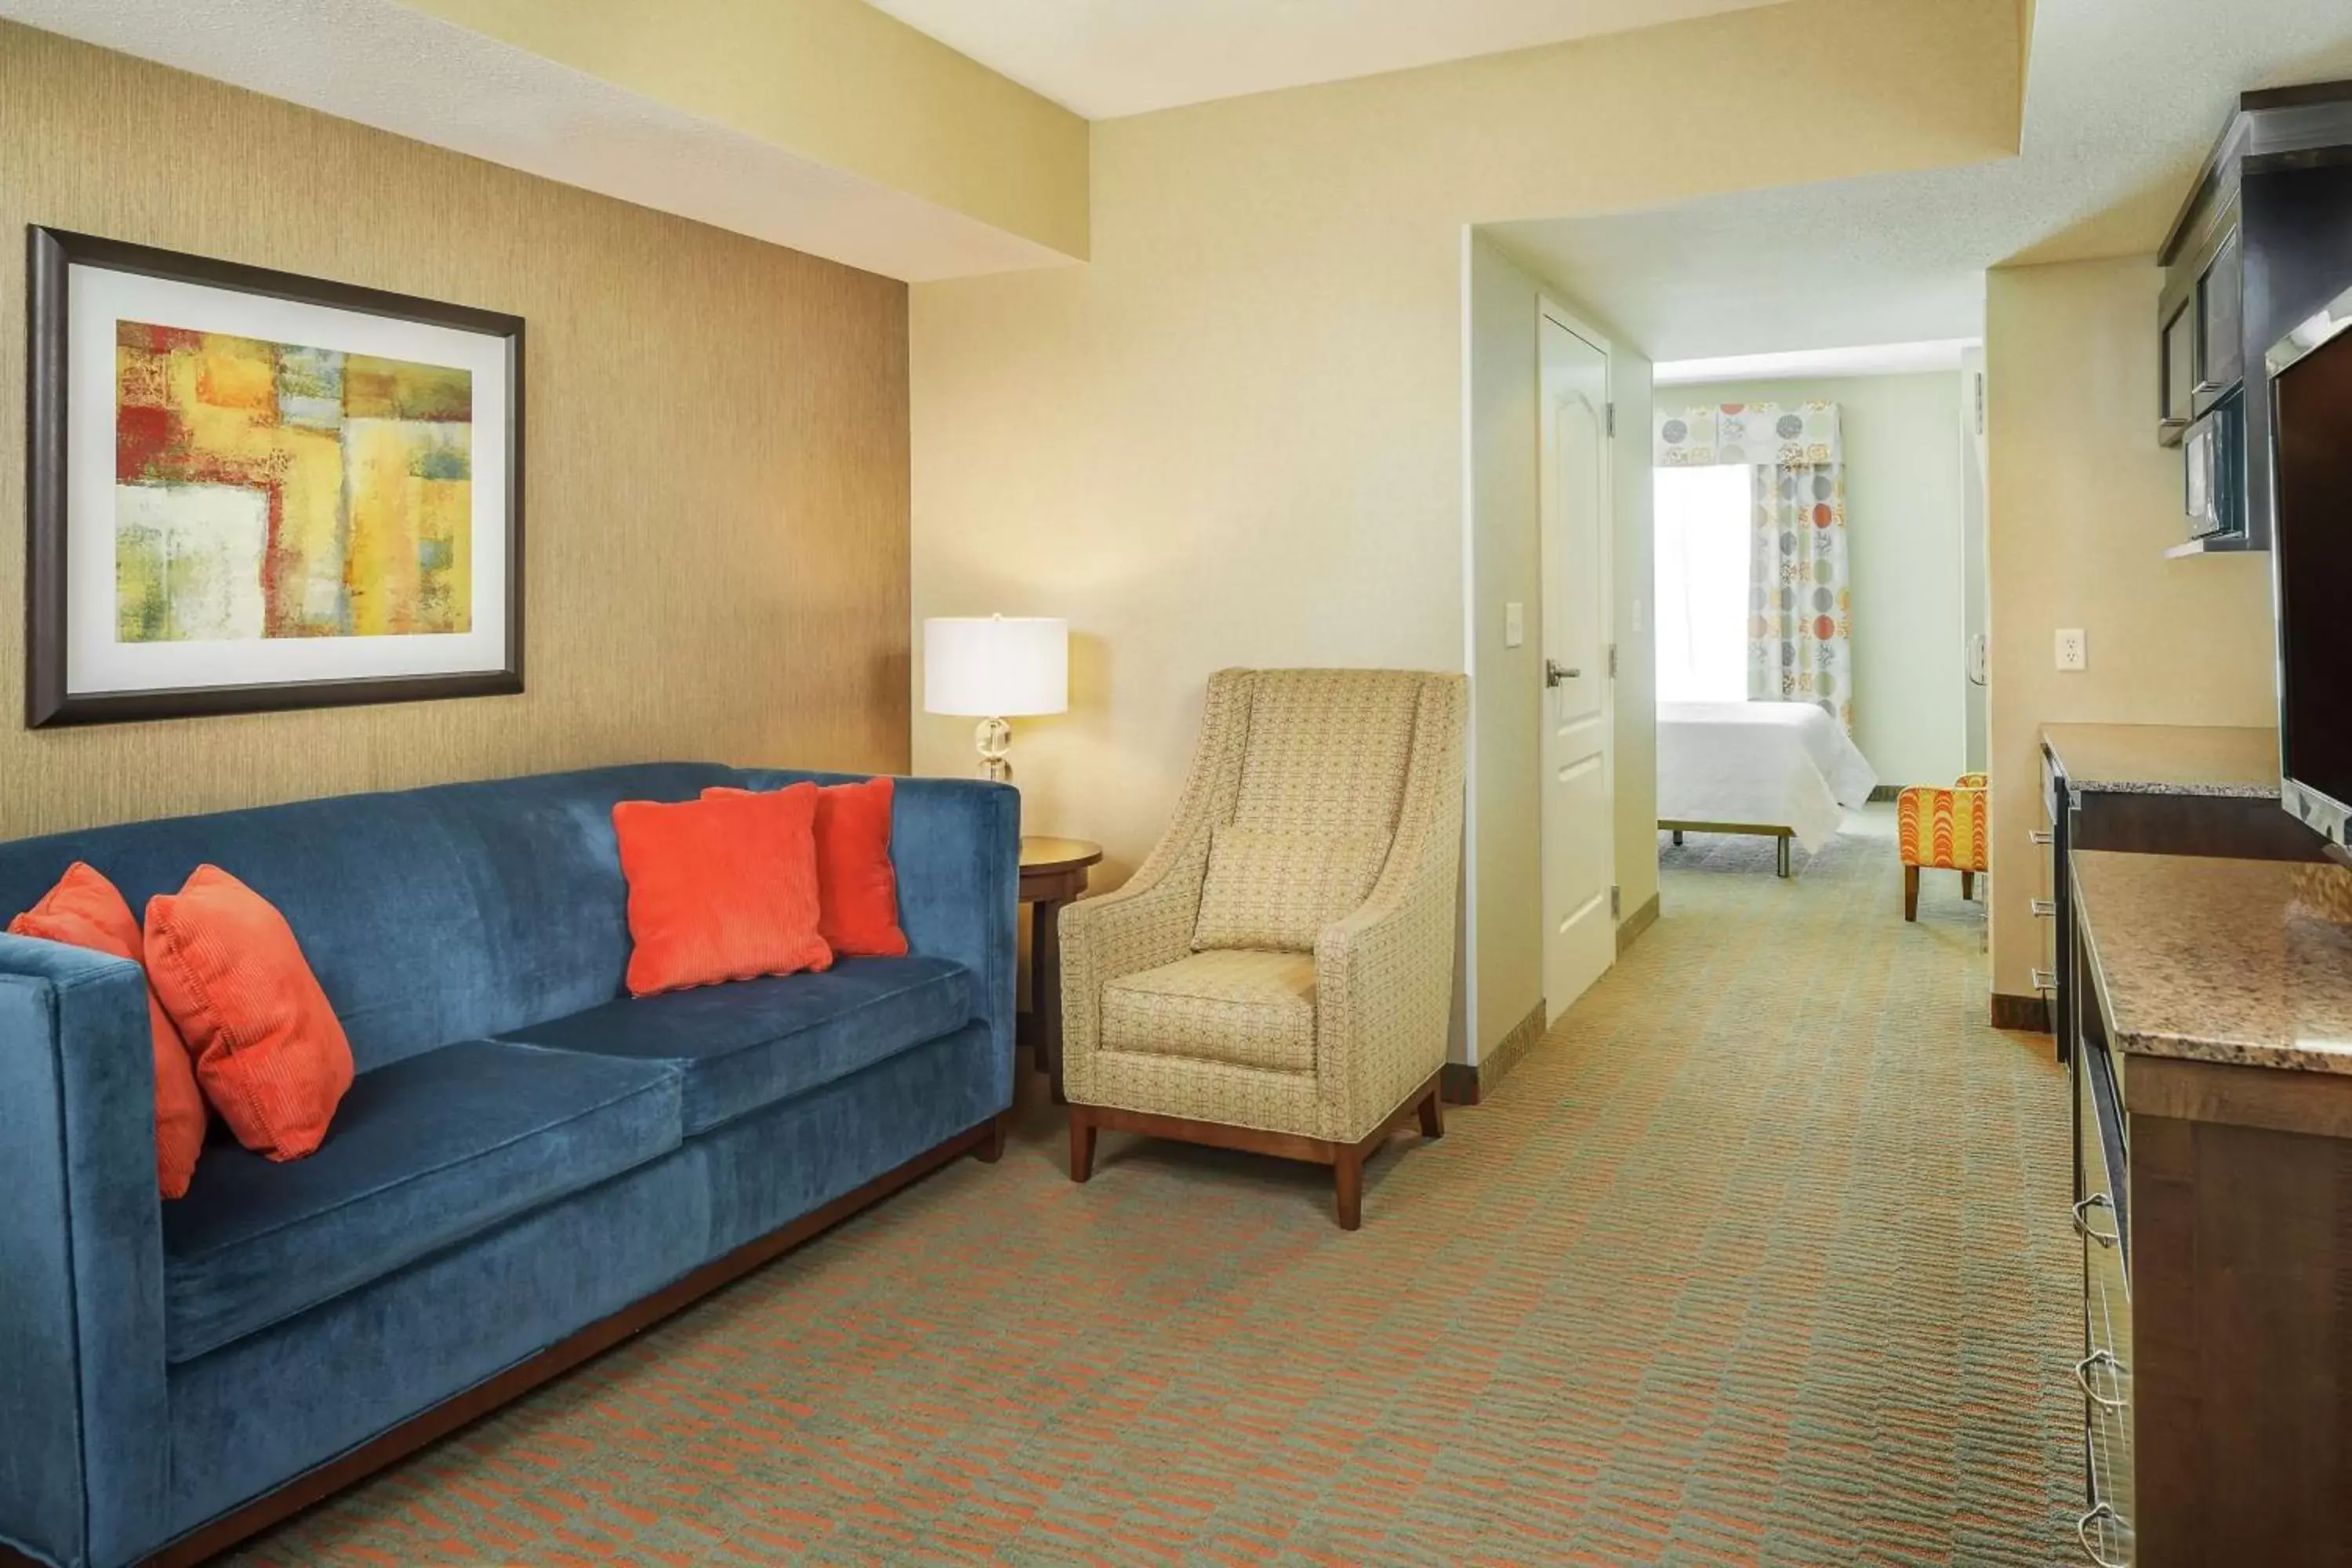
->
{"left": 924, "top": 616, "right": 1069, "bottom": 717}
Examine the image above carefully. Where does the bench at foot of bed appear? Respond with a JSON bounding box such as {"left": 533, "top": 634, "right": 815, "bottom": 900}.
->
{"left": 1658, "top": 819, "right": 1795, "bottom": 877}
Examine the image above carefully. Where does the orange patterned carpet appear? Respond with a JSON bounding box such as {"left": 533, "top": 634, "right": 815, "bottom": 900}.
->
{"left": 226, "top": 815, "right": 2077, "bottom": 1565}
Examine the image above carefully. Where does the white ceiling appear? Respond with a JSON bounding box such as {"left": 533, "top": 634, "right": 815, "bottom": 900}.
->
{"left": 0, "top": 0, "right": 1070, "bottom": 282}
{"left": 863, "top": 0, "right": 1791, "bottom": 119}
{"left": 1492, "top": 0, "right": 2352, "bottom": 364}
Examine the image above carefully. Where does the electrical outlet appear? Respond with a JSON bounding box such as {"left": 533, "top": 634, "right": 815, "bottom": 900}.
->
{"left": 1504, "top": 601, "right": 1524, "bottom": 648}
{"left": 2056, "top": 628, "right": 2087, "bottom": 671}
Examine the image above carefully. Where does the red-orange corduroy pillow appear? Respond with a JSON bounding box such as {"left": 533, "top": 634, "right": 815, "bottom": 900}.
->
{"left": 145, "top": 866, "right": 354, "bottom": 1163}
{"left": 705, "top": 779, "right": 908, "bottom": 958}
{"left": 614, "top": 784, "right": 833, "bottom": 996}
{"left": 9, "top": 862, "right": 209, "bottom": 1198}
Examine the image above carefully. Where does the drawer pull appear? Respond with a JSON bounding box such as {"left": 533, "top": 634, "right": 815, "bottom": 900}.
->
{"left": 2032, "top": 968, "right": 2059, "bottom": 993}
{"left": 2075, "top": 1502, "right": 2129, "bottom": 1567}
{"left": 2074, "top": 1348, "right": 2129, "bottom": 1410}
{"left": 2030, "top": 829, "right": 2054, "bottom": 846}
{"left": 2072, "top": 1193, "right": 2119, "bottom": 1247}
{"left": 2032, "top": 899, "right": 2058, "bottom": 918}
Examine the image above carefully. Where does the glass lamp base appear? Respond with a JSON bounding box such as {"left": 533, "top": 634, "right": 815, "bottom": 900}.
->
{"left": 974, "top": 716, "right": 1012, "bottom": 782}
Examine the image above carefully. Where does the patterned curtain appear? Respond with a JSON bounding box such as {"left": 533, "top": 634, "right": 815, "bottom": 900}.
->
{"left": 1749, "top": 462, "right": 1852, "bottom": 731}
{"left": 1653, "top": 401, "right": 1853, "bottom": 733}
{"left": 1655, "top": 401, "right": 1841, "bottom": 468}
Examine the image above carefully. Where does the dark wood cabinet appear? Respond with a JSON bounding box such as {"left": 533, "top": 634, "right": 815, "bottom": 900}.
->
{"left": 2067, "top": 858, "right": 2352, "bottom": 1567}
{"left": 2157, "top": 82, "right": 2352, "bottom": 554}
{"left": 2196, "top": 227, "right": 2244, "bottom": 397}
{"left": 2160, "top": 300, "right": 2197, "bottom": 434}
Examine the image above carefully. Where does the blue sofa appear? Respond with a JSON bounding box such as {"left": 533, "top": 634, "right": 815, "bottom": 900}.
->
{"left": 0, "top": 763, "right": 1018, "bottom": 1568}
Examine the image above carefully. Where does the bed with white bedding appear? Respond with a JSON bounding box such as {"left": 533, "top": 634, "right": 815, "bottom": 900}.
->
{"left": 1657, "top": 700, "right": 1878, "bottom": 874}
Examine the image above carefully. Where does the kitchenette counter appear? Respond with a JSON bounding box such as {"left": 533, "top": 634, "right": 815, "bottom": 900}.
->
{"left": 2063, "top": 840, "right": 2352, "bottom": 1566}
{"left": 2041, "top": 722, "right": 2282, "bottom": 799}
{"left": 2074, "top": 849, "right": 2352, "bottom": 1076}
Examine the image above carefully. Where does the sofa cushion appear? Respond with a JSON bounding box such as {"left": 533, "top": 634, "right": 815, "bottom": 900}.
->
{"left": 1102, "top": 949, "right": 1318, "bottom": 1073}
{"left": 162, "top": 1040, "right": 681, "bottom": 1363}
{"left": 0, "top": 763, "right": 745, "bottom": 1076}
{"left": 495, "top": 955, "right": 973, "bottom": 1136}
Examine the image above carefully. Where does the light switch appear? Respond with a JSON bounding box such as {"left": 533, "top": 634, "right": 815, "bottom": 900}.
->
{"left": 1504, "top": 601, "right": 1524, "bottom": 648}
{"left": 1631, "top": 597, "right": 1643, "bottom": 634}
{"left": 2056, "top": 628, "right": 2087, "bottom": 671}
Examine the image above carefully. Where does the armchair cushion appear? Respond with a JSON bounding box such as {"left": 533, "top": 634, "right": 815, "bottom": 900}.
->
{"left": 1192, "top": 826, "right": 1389, "bottom": 953}
{"left": 1102, "top": 949, "right": 1317, "bottom": 1073}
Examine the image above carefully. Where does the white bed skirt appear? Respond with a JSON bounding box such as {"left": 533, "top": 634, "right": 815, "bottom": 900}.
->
{"left": 1657, "top": 700, "right": 1879, "bottom": 852}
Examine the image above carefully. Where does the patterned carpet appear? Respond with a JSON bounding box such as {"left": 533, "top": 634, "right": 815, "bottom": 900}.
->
{"left": 225, "top": 812, "right": 2078, "bottom": 1566}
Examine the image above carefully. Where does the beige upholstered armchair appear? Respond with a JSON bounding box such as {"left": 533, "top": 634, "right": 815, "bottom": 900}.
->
{"left": 1059, "top": 667, "right": 1467, "bottom": 1229}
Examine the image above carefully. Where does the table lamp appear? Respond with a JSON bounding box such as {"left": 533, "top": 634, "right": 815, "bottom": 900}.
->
{"left": 924, "top": 615, "right": 1068, "bottom": 782}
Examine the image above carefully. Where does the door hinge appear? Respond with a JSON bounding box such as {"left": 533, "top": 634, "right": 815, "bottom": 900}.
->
{"left": 1607, "top": 642, "right": 1618, "bottom": 677}
{"left": 1606, "top": 401, "right": 1617, "bottom": 437}
{"left": 1610, "top": 884, "right": 1621, "bottom": 918}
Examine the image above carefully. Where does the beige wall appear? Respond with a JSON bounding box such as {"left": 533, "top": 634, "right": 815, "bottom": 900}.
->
{"left": 0, "top": 24, "right": 912, "bottom": 838}
{"left": 1667, "top": 372, "right": 1970, "bottom": 788}
{"left": 910, "top": 0, "right": 2021, "bottom": 1060}
{"left": 1984, "top": 256, "right": 2277, "bottom": 998}
{"left": 1615, "top": 357, "right": 1663, "bottom": 947}
{"left": 404, "top": 0, "right": 1090, "bottom": 260}
{"left": 1464, "top": 234, "right": 1657, "bottom": 1058}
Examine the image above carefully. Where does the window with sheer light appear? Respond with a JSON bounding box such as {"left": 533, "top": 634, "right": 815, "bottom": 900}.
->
{"left": 1653, "top": 464, "right": 1752, "bottom": 704}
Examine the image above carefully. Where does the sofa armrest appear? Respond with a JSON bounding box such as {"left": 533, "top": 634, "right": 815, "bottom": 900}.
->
{"left": 736, "top": 770, "right": 1020, "bottom": 1112}
{"left": 1313, "top": 676, "right": 1466, "bottom": 1142}
{"left": 0, "top": 935, "right": 171, "bottom": 1568}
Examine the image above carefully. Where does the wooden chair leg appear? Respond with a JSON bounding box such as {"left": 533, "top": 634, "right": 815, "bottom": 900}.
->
{"left": 1417, "top": 1083, "right": 1443, "bottom": 1139}
{"left": 1961, "top": 869, "right": 1976, "bottom": 901}
{"left": 1334, "top": 1148, "right": 1363, "bottom": 1230}
{"left": 1904, "top": 864, "right": 1920, "bottom": 921}
{"left": 975, "top": 1114, "right": 1006, "bottom": 1163}
{"left": 1068, "top": 1110, "right": 1097, "bottom": 1182}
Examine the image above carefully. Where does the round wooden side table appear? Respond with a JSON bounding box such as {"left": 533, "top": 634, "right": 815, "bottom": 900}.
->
{"left": 1020, "top": 835, "right": 1102, "bottom": 1102}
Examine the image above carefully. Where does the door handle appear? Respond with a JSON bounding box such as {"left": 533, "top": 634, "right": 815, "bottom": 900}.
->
{"left": 1545, "top": 659, "right": 1580, "bottom": 687}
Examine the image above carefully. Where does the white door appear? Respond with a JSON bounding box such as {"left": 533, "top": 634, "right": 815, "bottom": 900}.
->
{"left": 1538, "top": 308, "right": 1616, "bottom": 1016}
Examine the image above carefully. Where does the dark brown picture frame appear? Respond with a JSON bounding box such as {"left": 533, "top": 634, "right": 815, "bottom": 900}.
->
{"left": 24, "top": 226, "right": 525, "bottom": 728}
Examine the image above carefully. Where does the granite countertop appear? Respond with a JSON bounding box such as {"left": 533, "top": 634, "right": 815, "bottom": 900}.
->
{"left": 2042, "top": 722, "right": 2282, "bottom": 799}
{"left": 2074, "top": 849, "right": 2352, "bottom": 1074}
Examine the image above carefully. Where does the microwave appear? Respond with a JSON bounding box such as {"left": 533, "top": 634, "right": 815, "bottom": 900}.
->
{"left": 2183, "top": 393, "right": 2242, "bottom": 539}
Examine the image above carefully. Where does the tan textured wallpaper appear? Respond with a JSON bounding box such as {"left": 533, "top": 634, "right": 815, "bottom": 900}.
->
{"left": 0, "top": 21, "right": 910, "bottom": 840}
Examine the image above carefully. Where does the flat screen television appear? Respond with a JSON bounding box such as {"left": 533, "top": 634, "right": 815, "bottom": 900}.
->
{"left": 2269, "top": 280, "right": 2352, "bottom": 858}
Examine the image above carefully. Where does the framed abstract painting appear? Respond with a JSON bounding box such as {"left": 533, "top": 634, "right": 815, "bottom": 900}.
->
{"left": 25, "top": 227, "right": 524, "bottom": 727}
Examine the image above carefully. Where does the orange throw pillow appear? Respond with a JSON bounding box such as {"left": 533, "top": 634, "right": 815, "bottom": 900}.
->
{"left": 9, "top": 862, "right": 208, "bottom": 1199}
{"left": 705, "top": 779, "right": 908, "bottom": 958}
{"left": 145, "top": 866, "right": 354, "bottom": 1163}
{"left": 614, "top": 784, "right": 833, "bottom": 996}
